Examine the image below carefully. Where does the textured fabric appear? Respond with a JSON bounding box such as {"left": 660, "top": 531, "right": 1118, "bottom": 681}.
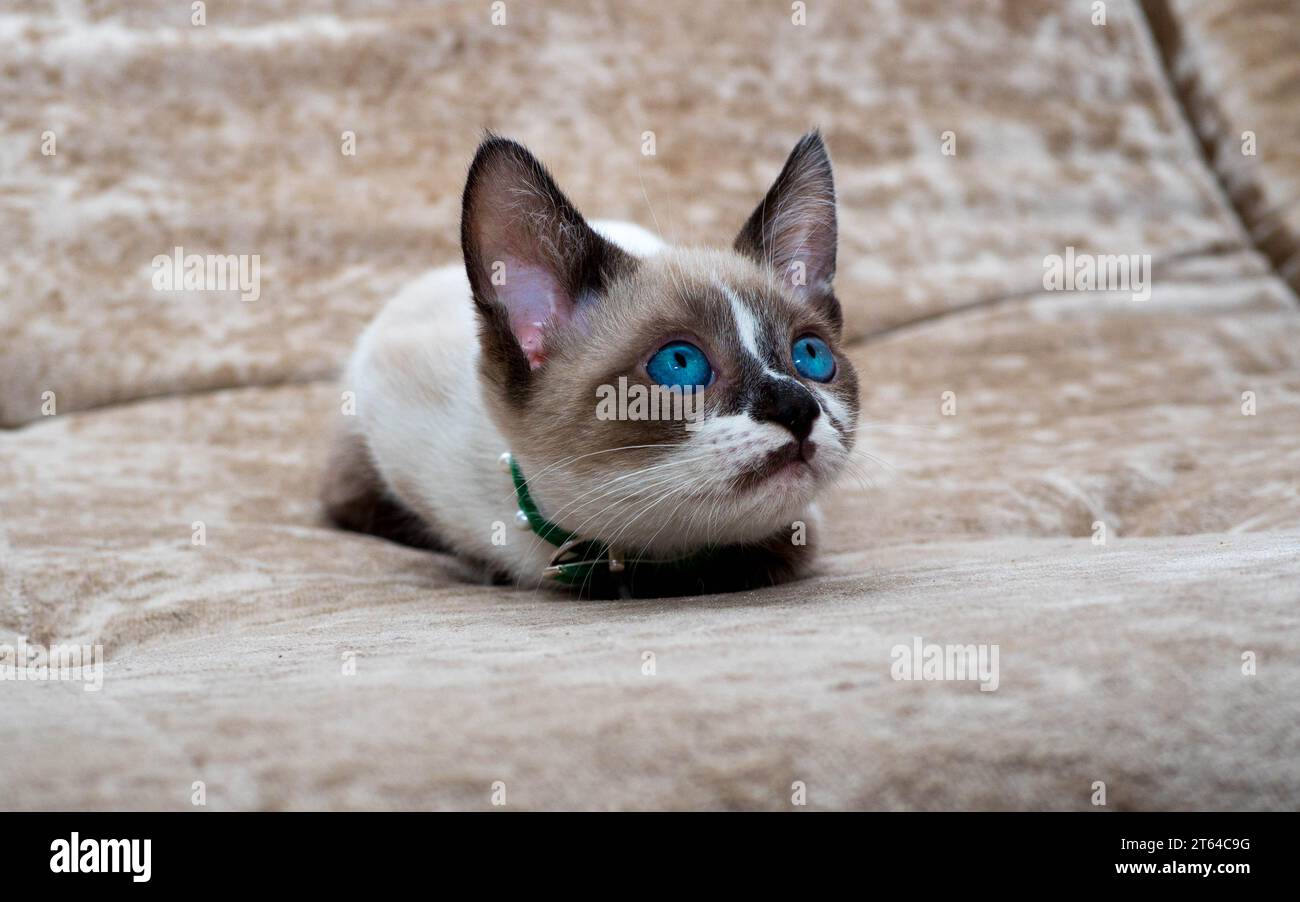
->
{"left": 0, "top": 0, "right": 1248, "bottom": 426}
{"left": 2, "top": 1, "right": 1298, "bottom": 810}
{"left": 1146, "top": 0, "right": 1300, "bottom": 291}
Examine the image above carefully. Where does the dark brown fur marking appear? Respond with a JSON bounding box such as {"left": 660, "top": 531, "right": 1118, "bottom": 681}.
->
{"left": 571, "top": 529, "right": 816, "bottom": 599}
{"left": 321, "top": 428, "right": 448, "bottom": 553}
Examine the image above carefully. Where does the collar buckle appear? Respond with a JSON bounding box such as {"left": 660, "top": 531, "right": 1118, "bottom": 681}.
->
{"left": 543, "top": 538, "right": 624, "bottom": 582}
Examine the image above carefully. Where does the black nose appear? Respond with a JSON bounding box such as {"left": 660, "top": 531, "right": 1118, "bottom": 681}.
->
{"left": 752, "top": 379, "right": 820, "bottom": 441}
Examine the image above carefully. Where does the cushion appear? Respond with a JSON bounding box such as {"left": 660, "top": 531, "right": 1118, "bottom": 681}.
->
{"left": 2, "top": 0, "right": 1297, "bottom": 810}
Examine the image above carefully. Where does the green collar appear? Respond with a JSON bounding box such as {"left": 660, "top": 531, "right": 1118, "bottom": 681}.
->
{"left": 509, "top": 454, "right": 622, "bottom": 585}
{"left": 507, "top": 453, "right": 716, "bottom": 589}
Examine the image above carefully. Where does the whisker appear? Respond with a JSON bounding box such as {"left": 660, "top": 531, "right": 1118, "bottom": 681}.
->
{"left": 535, "top": 453, "right": 716, "bottom": 530}
{"left": 499, "top": 443, "right": 688, "bottom": 507}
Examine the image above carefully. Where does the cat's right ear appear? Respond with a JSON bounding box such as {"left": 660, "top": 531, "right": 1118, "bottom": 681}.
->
{"left": 461, "top": 136, "right": 634, "bottom": 393}
{"left": 733, "top": 131, "right": 840, "bottom": 331}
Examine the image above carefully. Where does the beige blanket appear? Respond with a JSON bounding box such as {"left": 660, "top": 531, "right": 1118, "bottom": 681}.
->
{"left": 1, "top": 0, "right": 1297, "bottom": 810}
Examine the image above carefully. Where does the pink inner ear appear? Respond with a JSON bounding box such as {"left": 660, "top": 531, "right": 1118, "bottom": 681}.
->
{"left": 498, "top": 260, "right": 569, "bottom": 369}
{"left": 775, "top": 224, "right": 835, "bottom": 299}
{"left": 516, "top": 323, "right": 547, "bottom": 369}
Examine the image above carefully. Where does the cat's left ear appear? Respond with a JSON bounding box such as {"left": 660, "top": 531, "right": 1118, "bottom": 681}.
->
{"left": 734, "top": 131, "right": 840, "bottom": 330}
{"left": 461, "top": 135, "right": 635, "bottom": 382}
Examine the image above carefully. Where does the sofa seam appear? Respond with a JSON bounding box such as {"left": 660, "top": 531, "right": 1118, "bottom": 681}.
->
{"left": 1137, "top": 0, "right": 1300, "bottom": 307}
{"left": 835, "top": 1, "right": 1300, "bottom": 354}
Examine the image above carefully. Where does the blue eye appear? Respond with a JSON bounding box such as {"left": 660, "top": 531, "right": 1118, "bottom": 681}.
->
{"left": 792, "top": 335, "right": 835, "bottom": 382}
{"left": 647, "top": 341, "right": 713, "bottom": 389}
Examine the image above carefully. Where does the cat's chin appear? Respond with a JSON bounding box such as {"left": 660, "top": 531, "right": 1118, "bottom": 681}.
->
{"left": 733, "top": 453, "right": 817, "bottom": 495}
{"left": 600, "top": 472, "right": 826, "bottom": 555}
{"left": 533, "top": 439, "right": 847, "bottom": 555}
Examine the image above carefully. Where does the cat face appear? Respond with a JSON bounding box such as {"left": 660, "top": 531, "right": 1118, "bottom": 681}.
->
{"left": 462, "top": 133, "right": 858, "bottom": 554}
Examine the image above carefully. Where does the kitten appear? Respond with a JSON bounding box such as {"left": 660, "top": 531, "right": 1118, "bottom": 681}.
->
{"left": 323, "top": 132, "right": 859, "bottom": 597}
